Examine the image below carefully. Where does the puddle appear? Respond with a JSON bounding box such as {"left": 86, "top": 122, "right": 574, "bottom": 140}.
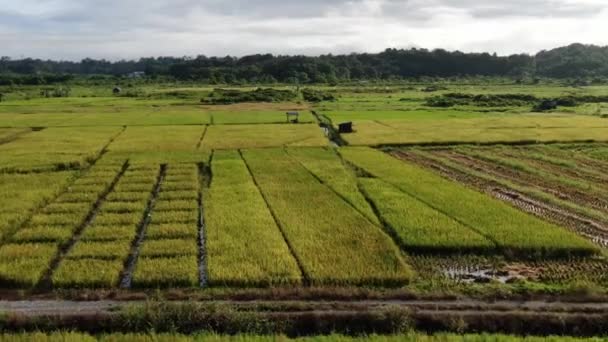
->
{"left": 442, "top": 265, "right": 535, "bottom": 284}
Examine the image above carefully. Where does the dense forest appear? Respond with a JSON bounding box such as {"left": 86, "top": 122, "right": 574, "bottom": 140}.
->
{"left": 1, "top": 43, "right": 607, "bottom": 85}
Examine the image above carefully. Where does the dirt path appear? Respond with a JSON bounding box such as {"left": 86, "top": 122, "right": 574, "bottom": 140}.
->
{"left": 3, "top": 299, "right": 608, "bottom": 317}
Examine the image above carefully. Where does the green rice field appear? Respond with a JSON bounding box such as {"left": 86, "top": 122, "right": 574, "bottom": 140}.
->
{"left": 1, "top": 83, "right": 608, "bottom": 298}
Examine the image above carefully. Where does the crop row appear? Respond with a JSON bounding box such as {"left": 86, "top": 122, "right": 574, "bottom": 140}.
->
{"left": 0, "top": 126, "right": 123, "bottom": 173}
{"left": 285, "top": 147, "right": 380, "bottom": 225}
{"left": 0, "top": 172, "right": 74, "bottom": 241}
{"left": 50, "top": 164, "right": 160, "bottom": 288}
{"left": 0, "top": 161, "right": 126, "bottom": 287}
{"left": 359, "top": 178, "right": 495, "bottom": 254}
{"left": 339, "top": 147, "right": 598, "bottom": 259}
{"left": 130, "top": 164, "right": 201, "bottom": 288}
{"left": 241, "top": 148, "right": 412, "bottom": 286}
{"left": 204, "top": 150, "right": 302, "bottom": 287}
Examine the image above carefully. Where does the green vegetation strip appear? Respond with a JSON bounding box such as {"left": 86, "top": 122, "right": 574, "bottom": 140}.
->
{"left": 339, "top": 147, "right": 598, "bottom": 259}
{"left": 285, "top": 147, "right": 380, "bottom": 225}
{"left": 204, "top": 150, "right": 302, "bottom": 287}
{"left": 359, "top": 178, "right": 495, "bottom": 254}
{"left": 241, "top": 148, "right": 412, "bottom": 286}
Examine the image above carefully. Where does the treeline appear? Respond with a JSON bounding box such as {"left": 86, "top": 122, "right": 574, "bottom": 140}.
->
{"left": 1, "top": 43, "right": 608, "bottom": 84}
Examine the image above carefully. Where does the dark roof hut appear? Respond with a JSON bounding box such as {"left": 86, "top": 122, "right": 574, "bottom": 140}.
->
{"left": 286, "top": 111, "right": 299, "bottom": 123}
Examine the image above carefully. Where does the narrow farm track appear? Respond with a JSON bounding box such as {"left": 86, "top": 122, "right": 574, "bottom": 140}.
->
{"left": 392, "top": 151, "right": 608, "bottom": 247}
{"left": 38, "top": 160, "right": 130, "bottom": 288}
{"left": 4, "top": 299, "right": 608, "bottom": 316}
{"left": 119, "top": 165, "right": 167, "bottom": 288}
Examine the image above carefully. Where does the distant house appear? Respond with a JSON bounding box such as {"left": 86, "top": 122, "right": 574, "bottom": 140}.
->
{"left": 126, "top": 71, "right": 145, "bottom": 78}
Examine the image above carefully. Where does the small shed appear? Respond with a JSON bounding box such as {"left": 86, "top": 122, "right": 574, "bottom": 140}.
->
{"left": 286, "top": 111, "right": 299, "bottom": 123}
{"left": 338, "top": 122, "right": 353, "bottom": 133}
{"left": 113, "top": 87, "right": 122, "bottom": 95}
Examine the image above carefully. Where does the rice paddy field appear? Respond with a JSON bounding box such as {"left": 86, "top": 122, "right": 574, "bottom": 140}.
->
{"left": 2, "top": 83, "right": 608, "bottom": 337}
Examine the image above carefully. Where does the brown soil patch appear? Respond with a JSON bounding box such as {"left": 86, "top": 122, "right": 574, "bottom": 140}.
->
{"left": 199, "top": 102, "right": 310, "bottom": 112}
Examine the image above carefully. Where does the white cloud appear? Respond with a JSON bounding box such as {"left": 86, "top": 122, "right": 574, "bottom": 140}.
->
{"left": 0, "top": 0, "right": 607, "bottom": 60}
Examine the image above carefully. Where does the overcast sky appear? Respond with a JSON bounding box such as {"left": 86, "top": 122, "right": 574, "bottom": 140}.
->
{"left": 1, "top": 0, "right": 608, "bottom": 61}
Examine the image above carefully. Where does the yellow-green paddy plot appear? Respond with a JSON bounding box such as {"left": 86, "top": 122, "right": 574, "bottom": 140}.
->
{"left": 0, "top": 127, "right": 31, "bottom": 143}
{"left": 339, "top": 114, "right": 608, "bottom": 146}
{"left": 204, "top": 150, "right": 302, "bottom": 287}
{"left": 0, "top": 97, "right": 210, "bottom": 127}
{"left": 242, "top": 148, "right": 412, "bottom": 286}
{"left": 131, "top": 164, "right": 200, "bottom": 288}
{"left": 0, "top": 126, "right": 123, "bottom": 172}
{"left": 209, "top": 110, "right": 316, "bottom": 124}
{"left": 202, "top": 124, "right": 327, "bottom": 149}
{"left": 107, "top": 126, "right": 205, "bottom": 153}
{"left": 0, "top": 160, "right": 125, "bottom": 288}
{"left": 340, "top": 147, "right": 598, "bottom": 259}
{"left": 52, "top": 163, "right": 158, "bottom": 288}
{"left": 285, "top": 147, "right": 379, "bottom": 225}
{"left": 359, "top": 178, "right": 494, "bottom": 254}
{"left": 0, "top": 172, "right": 75, "bottom": 241}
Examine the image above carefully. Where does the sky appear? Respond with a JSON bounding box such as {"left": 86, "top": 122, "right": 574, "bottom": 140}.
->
{"left": 1, "top": 0, "right": 608, "bottom": 61}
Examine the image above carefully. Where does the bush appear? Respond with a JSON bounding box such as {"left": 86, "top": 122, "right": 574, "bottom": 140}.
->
{"left": 202, "top": 88, "right": 296, "bottom": 104}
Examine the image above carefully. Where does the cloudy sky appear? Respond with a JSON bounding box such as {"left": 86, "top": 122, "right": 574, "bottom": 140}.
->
{"left": 1, "top": 0, "right": 608, "bottom": 60}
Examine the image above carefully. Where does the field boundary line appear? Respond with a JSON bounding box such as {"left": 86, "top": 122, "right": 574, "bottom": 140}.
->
{"left": 197, "top": 162, "right": 208, "bottom": 287}
{"left": 196, "top": 125, "right": 208, "bottom": 150}
{"left": 38, "top": 160, "right": 131, "bottom": 289}
{"left": 238, "top": 150, "right": 309, "bottom": 286}
{"left": 0, "top": 127, "right": 36, "bottom": 146}
{"left": 284, "top": 147, "right": 381, "bottom": 228}
{"left": 119, "top": 164, "right": 167, "bottom": 288}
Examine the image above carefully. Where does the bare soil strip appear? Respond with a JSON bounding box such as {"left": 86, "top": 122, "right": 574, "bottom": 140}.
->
{"left": 119, "top": 165, "right": 167, "bottom": 288}
{"left": 499, "top": 149, "right": 608, "bottom": 188}
{"left": 445, "top": 150, "right": 608, "bottom": 212}
{"left": 39, "top": 160, "right": 130, "bottom": 289}
{"left": 392, "top": 151, "right": 608, "bottom": 247}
